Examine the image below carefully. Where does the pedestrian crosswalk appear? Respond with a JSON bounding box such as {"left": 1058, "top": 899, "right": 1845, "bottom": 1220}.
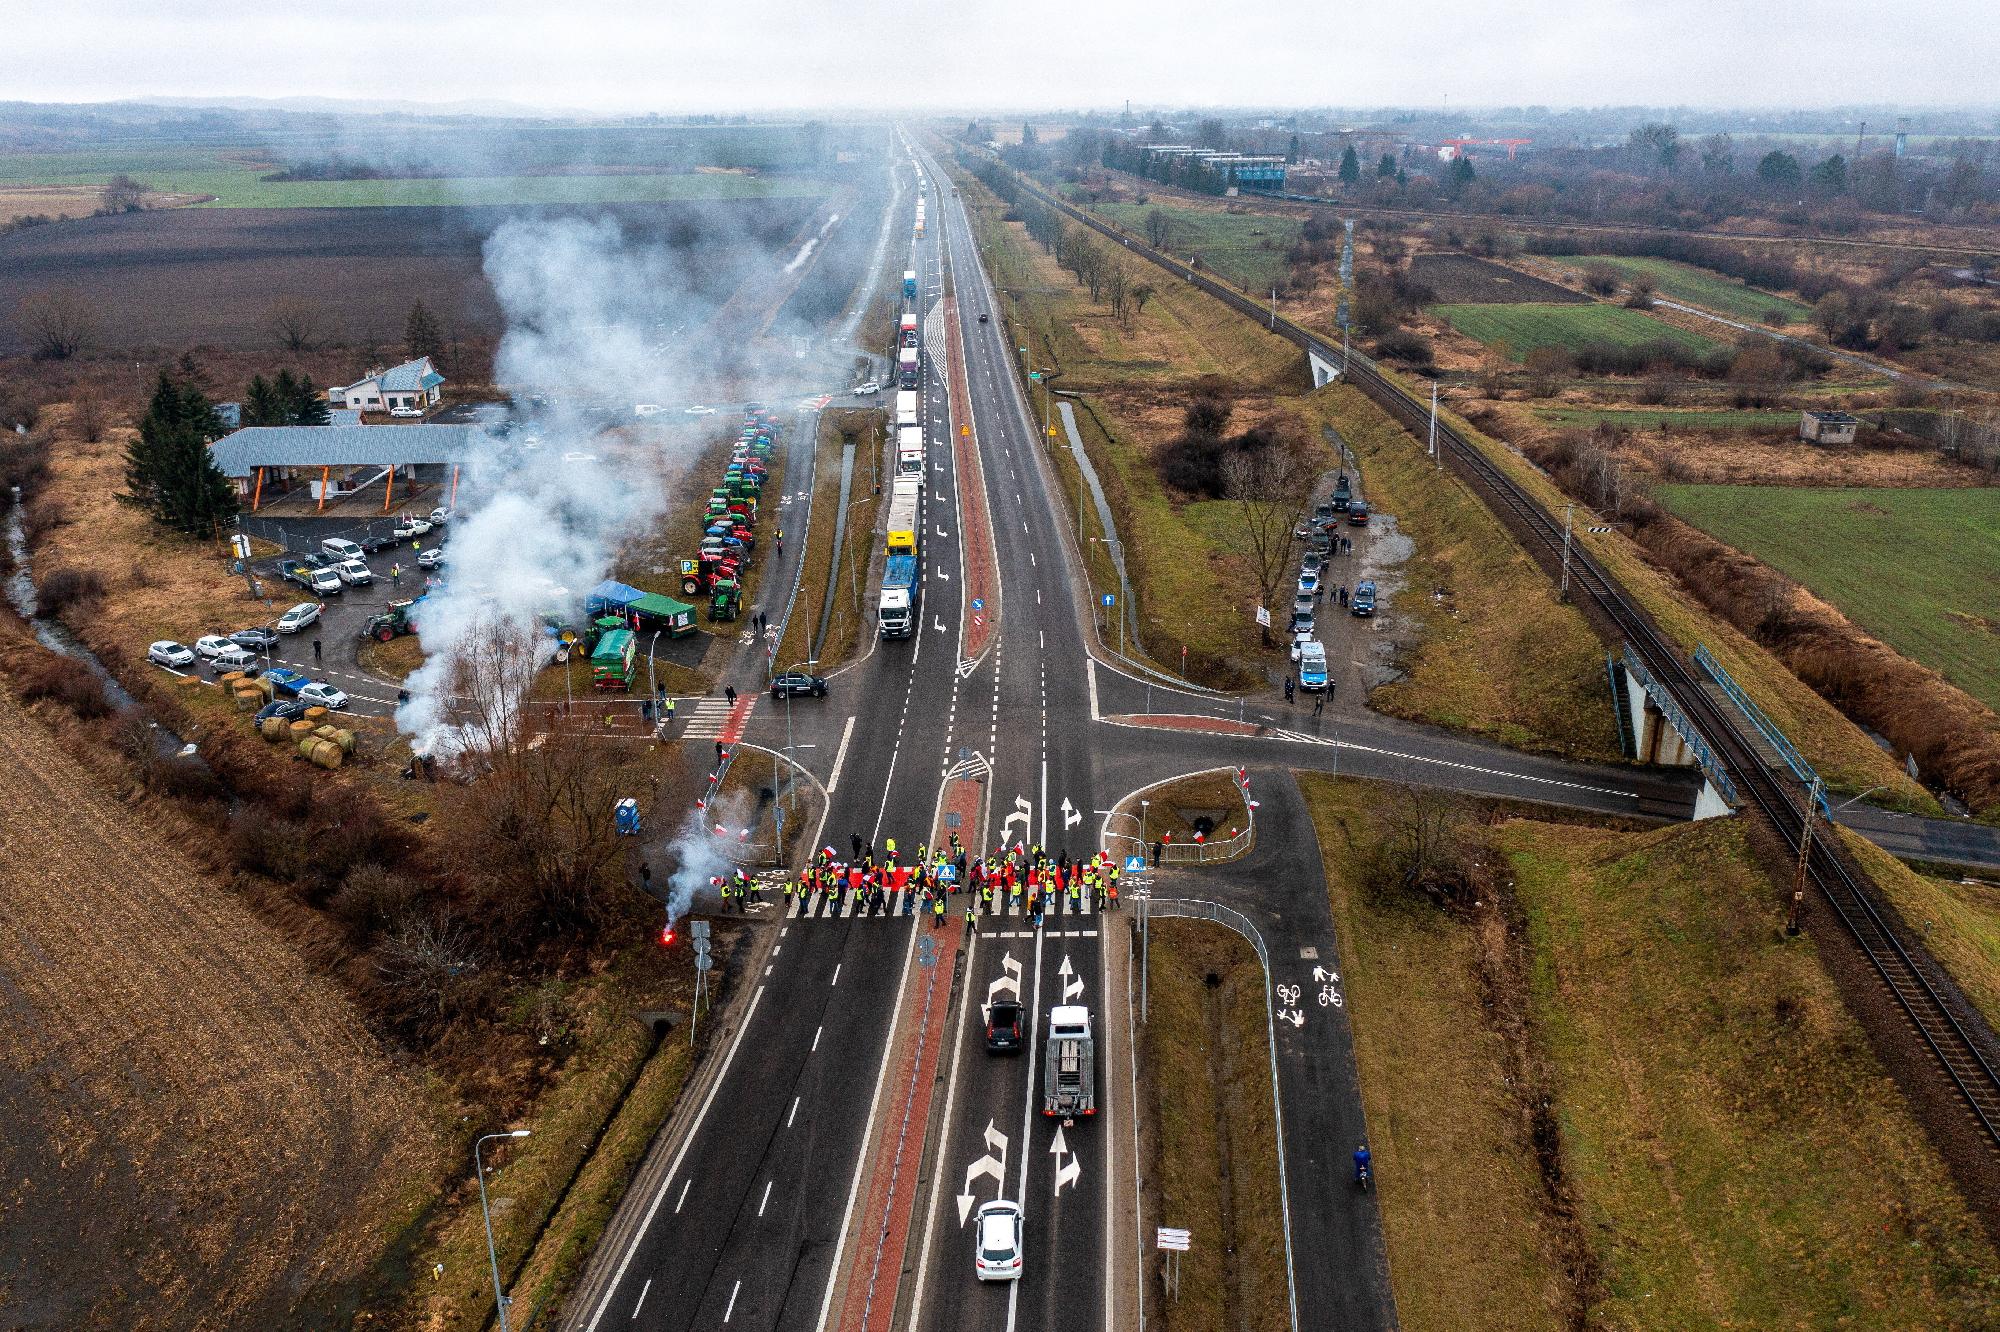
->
{"left": 784, "top": 888, "right": 1106, "bottom": 921}
{"left": 683, "top": 696, "right": 755, "bottom": 741}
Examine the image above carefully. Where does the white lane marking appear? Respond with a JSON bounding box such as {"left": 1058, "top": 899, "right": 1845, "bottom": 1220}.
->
{"left": 825, "top": 715, "right": 857, "bottom": 794}
{"left": 724, "top": 1278, "right": 741, "bottom": 1323}
{"left": 584, "top": 983, "right": 767, "bottom": 1332}
{"left": 632, "top": 1277, "right": 651, "bottom": 1320}
{"left": 759, "top": 1180, "right": 774, "bottom": 1216}
{"left": 788, "top": 1096, "right": 801, "bottom": 1128}
{"left": 908, "top": 928, "right": 981, "bottom": 1316}
{"left": 830, "top": 963, "right": 842, "bottom": 987}
{"left": 813, "top": 1025, "right": 823, "bottom": 1051}
{"left": 675, "top": 1178, "right": 691, "bottom": 1213}
{"left": 1086, "top": 658, "right": 1100, "bottom": 721}
{"left": 1006, "top": 928, "right": 1048, "bottom": 1332}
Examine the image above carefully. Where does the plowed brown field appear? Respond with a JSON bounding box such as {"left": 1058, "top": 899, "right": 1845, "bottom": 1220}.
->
{"left": 0, "top": 687, "right": 441, "bottom": 1330}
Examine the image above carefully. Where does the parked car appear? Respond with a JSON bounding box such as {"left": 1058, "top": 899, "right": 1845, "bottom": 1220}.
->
{"left": 416, "top": 547, "right": 447, "bottom": 569}
{"left": 306, "top": 565, "right": 344, "bottom": 595}
{"left": 389, "top": 406, "right": 423, "bottom": 418}
{"left": 683, "top": 404, "right": 717, "bottom": 416}
{"left": 1351, "top": 580, "right": 1377, "bottom": 617}
{"left": 276, "top": 603, "right": 321, "bottom": 633}
{"left": 148, "top": 640, "right": 196, "bottom": 669}
{"left": 229, "top": 627, "right": 279, "bottom": 652}
{"left": 211, "top": 644, "right": 258, "bottom": 671}
{"left": 1290, "top": 609, "right": 1315, "bottom": 638}
{"left": 262, "top": 667, "right": 311, "bottom": 696}
{"left": 770, "top": 671, "right": 828, "bottom": 700}
{"left": 1298, "top": 570, "right": 1321, "bottom": 597}
{"left": 562, "top": 451, "right": 598, "bottom": 464}
{"left": 428, "top": 507, "right": 451, "bottom": 526}
{"left": 985, "top": 1000, "right": 1024, "bottom": 1053}
{"left": 1301, "top": 552, "right": 1324, "bottom": 576}
{"left": 1292, "top": 591, "right": 1315, "bottom": 619}
{"left": 392, "top": 516, "right": 433, "bottom": 539}
{"left": 634, "top": 403, "right": 668, "bottom": 416}
{"left": 253, "top": 698, "right": 309, "bottom": 724}
{"left": 1298, "top": 640, "right": 1329, "bottom": 692}
{"left": 356, "top": 530, "right": 398, "bottom": 553}
{"left": 335, "top": 558, "right": 374, "bottom": 585}
{"left": 321, "top": 537, "right": 364, "bottom": 562}
{"left": 974, "top": 1200, "right": 1024, "bottom": 1282}
{"left": 1347, "top": 501, "right": 1371, "bottom": 526}
{"left": 854, "top": 380, "right": 880, "bottom": 395}
{"left": 297, "top": 682, "right": 349, "bottom": 710}
{"left": 192, "top": 634, "right": 235, "bottom": 661}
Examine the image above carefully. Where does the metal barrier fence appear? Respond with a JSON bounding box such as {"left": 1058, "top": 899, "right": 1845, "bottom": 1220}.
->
{"left": 1694, "top": 644, "right": 1834, "bottom": 820}
{"left": 235, "top": 511, "right": 414, "bottom": 556}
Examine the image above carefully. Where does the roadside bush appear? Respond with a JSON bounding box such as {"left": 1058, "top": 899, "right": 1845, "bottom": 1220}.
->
{"left": 35, "top": 566, "right": 105, "bottom": 615}
{"left": 0, "top": 429, "right": 52, "bottom": 495}
{"left": 330, "top": 863, "right": 427, "bottom": 945}
{"left": 1581, "top": 262, "right": 1620, "bottom": 296}
{"left": 1371, "top": 328, "right": 1433, "bottom": 367}
{"left": 15, "top": 653, "right": 112, "bottom": 719}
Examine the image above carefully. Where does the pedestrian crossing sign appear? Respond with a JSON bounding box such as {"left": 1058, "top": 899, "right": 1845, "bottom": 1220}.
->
{"left": 937, "top": 864, "right": 958, "bottom": 882}
{"left": 1124, "top": 855, "right": 1147, "bottom": 871}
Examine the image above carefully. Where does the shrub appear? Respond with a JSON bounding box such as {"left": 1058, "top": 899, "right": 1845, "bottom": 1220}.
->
{"left": 34, "top": 566, "right": 105, "bottom": 615}
{"left": 16, "top": 654, "right": 112, "bottom": 719}
{"left": 1371, "top": 328, "right": 1433, "bottom": 366}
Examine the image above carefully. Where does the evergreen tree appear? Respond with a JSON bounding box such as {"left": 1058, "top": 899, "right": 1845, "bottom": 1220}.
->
{"left": 1447, "top": 155, "right": 1476, "bottom": 193}
{"left": 1756, "top": 150, "right": 1802, "bottom": 189}
{"left": 1808, "top": 154, "right": 1848, "bottom": 193}
{"left": 404, "top": 300, "right": 444, "bottom": 362}
{"left": 1338, "top": 145, "right": 1361, "bottom": 185}
{"left": 1286, "top": 134, "right": 1301, "bottom": 164}
{"left": 289, "top": 375, "right": 330, "bottom": 425}
{"left": 1377, "top": 152, "right": 1397, "bottom": 178}
{"left": 122, "top": 370, "right": 237, "bottom": 536}
{"left": 1021, "top": 122, "right": 1037, "bottom": 147}
{"left": 241, "top": 373, "right": 282, "bottom": 427}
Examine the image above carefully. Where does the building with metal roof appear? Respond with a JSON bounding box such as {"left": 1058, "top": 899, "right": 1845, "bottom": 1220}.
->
{"left": 209, "top": 422, "right": 480, "bottom": 512}
{"left": 329, "top": 355, "right": 447, "bottom": 414}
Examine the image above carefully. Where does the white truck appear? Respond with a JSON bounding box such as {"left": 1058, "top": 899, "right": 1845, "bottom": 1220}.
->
{"left": 1042, "top": 1005, "right": 1095, "bottom": 1124}
{"left": 896, "top": 390, "right": 919, "bottom": 430}
{"left": 896, "top": 425, "right": 925, "bottom": 485}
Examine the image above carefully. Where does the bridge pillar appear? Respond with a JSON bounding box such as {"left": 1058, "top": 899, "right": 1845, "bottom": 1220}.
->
{"left": 1692, "top": 781, "right": 1734, "bottom": 821}
{"left": 1623, "top": 671, "right": 1694, "bottom": 768}
{"left": 1307, "top": 350, "right": 1340, "bottom": 387}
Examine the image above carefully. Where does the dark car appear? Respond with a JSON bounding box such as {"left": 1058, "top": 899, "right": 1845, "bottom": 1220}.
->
{"left": 985, "top": 1000, "right": 1024, "bottom": 1053}
{"left": 230, "top": 627, "right": 279, "bottom": 652}
{"left": 253, "top": 698, "right": 310, "bottom": 724}
{"left": 770, "top": 671, "right": 828, "bottom": 700}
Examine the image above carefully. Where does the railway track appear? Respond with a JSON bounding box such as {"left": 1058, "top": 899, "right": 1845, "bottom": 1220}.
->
{"left": 981, "top": 157, "right": 2000, "bottom": 1152}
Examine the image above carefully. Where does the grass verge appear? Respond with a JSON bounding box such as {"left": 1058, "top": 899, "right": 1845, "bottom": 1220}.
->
{"left": 1548, "top": 254, "right": 1815, "bottom": 323}
{"left": 1531, "top": 406, "right": 1800, "bottom": 430}
{"left": 1091, "top": 201, "right": 1301, "bottom": 292}
{"left": 1837, "top": 828, "right": 2000, "bottom": 1033}
{"left": 1432, "top": 302, "right": 1721, "bottom": 361}
{"left": 1294, "top": 386, "right": 1624, "bottom": 761}
{"left": 1139, "top": 919, "right": 1289, "bottom": 1332}
{"left": 1658, "top": 483, "right": 2000, "bottom": 713}
{"left": 1299, "top": 773, "right": 2000, "bottom": 1330}
{"left": 776, "top": 407, "right": 884, "bottom": 673}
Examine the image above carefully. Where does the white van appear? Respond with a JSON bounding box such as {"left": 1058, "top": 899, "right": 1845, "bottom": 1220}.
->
{"left": 320, "top": 537, "right": 364, "bottom": 562}
{"left": 1298, "top": 640, "right": 1329, "bottom": 692}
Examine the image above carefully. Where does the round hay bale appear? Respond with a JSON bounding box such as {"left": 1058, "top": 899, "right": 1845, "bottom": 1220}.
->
{"left": 328, "top": 727, "right": 357, "bottom": 754}
{"left": 304, "top": 738, "right": 343, "bottom": 769}
{"left": 261, "top": 716, "right": 289, "bottom": 742}
{"left": 303, "top": 706, "right": 329, "bottom": 722}
{"left": 232, "top": 687, "right": 262, "bottom": 712}
{"left": 288, "top": 719, "right": 316, "bottom": 739}
{"left": 218, "top": 671, "right": 244, "bottom": 686}
{"left": 251, "top": 675, "right": 275, "bottom": 699}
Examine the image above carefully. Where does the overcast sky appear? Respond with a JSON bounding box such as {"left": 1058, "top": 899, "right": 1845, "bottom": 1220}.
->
{"left": 10, "top": 0, "right": 1998, "bottom": 114}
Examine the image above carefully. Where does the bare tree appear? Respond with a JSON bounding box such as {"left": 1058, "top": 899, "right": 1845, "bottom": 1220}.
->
{"left": 1145, "top": 208, "right": 1174, "bottom": 250}
{"left": 67, "top": 384, "right": 108, "bottom": 443}
{"left": 1131, "top": 283, "right": 1157, "bottom": 318}
{"left": 1221, "top": 436, "right": 1318, "bottom": 645}
{"left": 1371, "top": 785, "right": 1477, "bottom": 908}
{"left": 374, "top": 908, "right": 481, "bottom": 1033}
{"left": 99, "top": 174, "right": 148, "bottom": 214}
{"left": 1106, "top": 264, "right": 1130, "bottom": 322}
{"left": 269, "top": 296, "right": 323, "bottom": 353}
{"left": 17, "top": 288, "right": 98, "bottom": 361}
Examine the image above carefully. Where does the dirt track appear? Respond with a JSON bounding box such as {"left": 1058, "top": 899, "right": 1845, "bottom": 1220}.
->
{"left": 0, "top": 688, "right": 441, "bottom": 1330}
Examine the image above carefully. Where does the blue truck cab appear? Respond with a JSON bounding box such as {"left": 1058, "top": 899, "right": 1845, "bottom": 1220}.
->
{"left": 263, "top": 666, "right": 311, "bottom": 696}
{"left": 1350, "top": 581, "right": 1377, "bottom": 618}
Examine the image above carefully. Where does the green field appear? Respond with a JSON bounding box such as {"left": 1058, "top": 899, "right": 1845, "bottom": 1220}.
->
{"left": 1533, "top": 407, "right": 1800, "bottom": 430}
{"left": 1660, "top": 484, "right": 2000, "bottom": 710}
{"left": 1092, "top": 201, "right": 1300, "bottom": 293}
{"left": 1553, "top": 255, "right": 1814, "bottom": 323}
{"left": 1435, "top": 302, "right": 1721, "bottom": 361}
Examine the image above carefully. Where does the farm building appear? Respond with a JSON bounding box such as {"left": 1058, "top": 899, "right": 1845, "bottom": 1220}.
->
{"left": 1800, "top": 410, "right": 1859, "bottom": 445}
{"left": 328, "top": 356, "right": 446, "bottom": 414}
{"left": 208, "top": 422, "right": 479, "bottom": 512}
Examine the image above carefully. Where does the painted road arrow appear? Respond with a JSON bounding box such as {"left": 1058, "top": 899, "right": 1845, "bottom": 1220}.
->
{"left": 1058, "top": 954, "right": 1084, "bottom": 1004}
{"left": 1050, "top": 1124, "right": 1081, "bottom": 1197}
{"left": 983, "top": 953, "right": 1022, "bottom": 1021}
{"left": 1000, "top": 796, "right": 1032, "bottom": 848}
{"left": 1061, "top": 796, "right": 1081, "bottom": 831}
{"left": 957, "top": 1120, "right": 1010, "bottom": 1226}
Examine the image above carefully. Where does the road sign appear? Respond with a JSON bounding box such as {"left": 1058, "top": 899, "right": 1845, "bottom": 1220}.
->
{"left": 1157, "top": 1227, "right": 1191, "bottom": 1251}
{"left": 1254, "top": 605, "right": 1271, "bottom": 628}
{"left": 971, "top": 598, "right": 984, "bottom": 611}
{"left": 690, "top": 920, "right": 711, "bottom": 940}
{"left": 1029, "top": 371, "right": 1043, "bottom": 382}
{"left": 1101, "top": 594, "right": 1115, "bottom": 607}
{"left": 695, "top": 954, "right": 714, "bottom": 972}
{"left": 917, "top": 936, "right": 939, "bottom": 969}
{"left": 1124, "top": 855, "right": 1147, "bottom": 871}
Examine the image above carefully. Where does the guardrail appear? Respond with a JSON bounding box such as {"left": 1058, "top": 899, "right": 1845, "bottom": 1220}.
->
{"left": 1695, "top": 644, "right": 1832, "bottom": 819}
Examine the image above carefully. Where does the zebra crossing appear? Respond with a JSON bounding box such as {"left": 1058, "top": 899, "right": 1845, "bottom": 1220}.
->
{"left": 682, "top": 696, "right": 755, "bottom": 741}
{"left": 784, "top": 887, "right": 1104, "bottom": 921}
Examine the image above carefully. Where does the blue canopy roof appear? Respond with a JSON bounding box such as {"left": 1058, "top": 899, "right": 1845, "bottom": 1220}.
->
{"left": 585, "top": 579, "right": 647, "bottom": 610}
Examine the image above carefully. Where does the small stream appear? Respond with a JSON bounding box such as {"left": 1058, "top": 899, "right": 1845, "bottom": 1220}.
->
{"left": 7, "top": 486, "right": 187, "bottom": 751}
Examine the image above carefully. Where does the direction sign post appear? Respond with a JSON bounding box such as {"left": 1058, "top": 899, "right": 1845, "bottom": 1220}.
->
{"left": 1156, "top": 1227, "right": 1192, "bottom": 1300}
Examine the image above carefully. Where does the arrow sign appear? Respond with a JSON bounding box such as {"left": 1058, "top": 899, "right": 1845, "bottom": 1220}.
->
{"left": 936, "top": 524, "right": 949, "bottom": 538}
{"left": 1000, "top": 796, "right": 1032, "bottom": 848}
{"left": 934, "top": 615, "right": 947, "bottom": 633}
{"left": 1058, "top": 955, "right": 1083, "bottom": 1004}
{"left": 983, "top": 952, "right": 1022, "bottom": 1020}
{"left": 1278, "top": 1009, "right": 1305, "bottom": 1029}
{"left": 957, "top": 1120, "right": 1010, "bottom": 1226}
{"left": 1050, "top": 1124, "right": 1081, "bottom": 1196}
{"left": 1061, "top": 797, "right": 1081, "bottom": 831}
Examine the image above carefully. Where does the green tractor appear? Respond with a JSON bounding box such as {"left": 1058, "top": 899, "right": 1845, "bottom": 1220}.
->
{"left": 709, "top": 587, "right": 740, "bottom": 622}
{"left": 361, "top": 599, "right": 419, "bottom": 643}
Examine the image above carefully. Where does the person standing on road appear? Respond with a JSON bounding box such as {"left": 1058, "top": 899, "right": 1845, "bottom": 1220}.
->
{"left": 312, "top": 636, "right": 322, "bottom": 665}
{"left": 724, "top": 684, "right": 737, "bottom": 705}
{"left": 1284, "top": 676, "right": 1295, "bottom": 704}
{"left": 391, "top": 563, "right": 401, "bottom": 585}
{"left": 932, "top": 893, "right": 946, "bottom": 928}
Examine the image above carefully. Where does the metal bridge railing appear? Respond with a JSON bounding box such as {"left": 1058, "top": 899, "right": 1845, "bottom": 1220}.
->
{"left": 1695, "top": 644, "right": 1833, "bottom": 819}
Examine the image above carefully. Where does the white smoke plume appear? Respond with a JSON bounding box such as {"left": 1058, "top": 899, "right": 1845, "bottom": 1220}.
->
{"left": 397, "top": 215, "right": 712, "bottom": 758}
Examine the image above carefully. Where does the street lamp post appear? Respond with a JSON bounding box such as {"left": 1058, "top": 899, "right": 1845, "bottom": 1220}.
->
{"left": 476, "top": 1129, "right": 532, "bottom": 1332}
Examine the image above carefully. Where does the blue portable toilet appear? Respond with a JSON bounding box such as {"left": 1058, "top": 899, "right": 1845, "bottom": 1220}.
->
{"left": 614, "top": 797, "right": 641, "bottom": 837}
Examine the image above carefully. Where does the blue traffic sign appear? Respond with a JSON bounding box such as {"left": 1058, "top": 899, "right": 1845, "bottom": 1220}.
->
{"left": 1102, "top": 594, "right": 1115, "bottom": 607}
{"left": 937, "top": 864, "right": 958, "bottom": 882}
{"left": 971, "top": 598, "right": 984, "bottom": 611}
{"left": 1124, "top": 855, "right": 1148, "bottom": 871}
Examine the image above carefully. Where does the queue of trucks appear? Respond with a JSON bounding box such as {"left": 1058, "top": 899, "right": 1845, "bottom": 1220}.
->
{"left": 880, "top": 208, "right": 929, "bottom": 638}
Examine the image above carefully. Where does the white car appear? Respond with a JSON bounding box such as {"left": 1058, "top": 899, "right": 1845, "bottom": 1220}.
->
{"left": 428, "top": 507, "right": 451, "bottom": 526}
{"left": 562, "top": 451, "right": 598, "bottom": 464}
{"left": 148, "top": 640, "right": 196, "bottom": 669}
{"left": 417, "top": 547, "right": 447, "bottom": 569}
{"left": 389, "top": 406, "right": 423, "bottom": 418}
{"left": 192, "top": 634, "right": 234, "bottom": 661}
{"left": 392, "top": 516, "right": 432, "bottom": 539}
{"left": 335, "top": 558, "right": 374, "bottom": 585}
{"left": 974, "top": 1200, "right": 1024, "bottom": 1282}
{"left": 211, "top": 644, "right": 258, "bottom": 671}
{"left": 683, "top": 404, "right": 717, "bottom": 416}
{"left": 854, "top": 381, "right": 880, "bottom": 395}
{"left": 297, "top": 682, "right": 349, "bottom": 710}
{"left": 320, "top": 537, "right": 364, "bottom": 562}
{"left": 276, "top": 602, "right": 321, "bottom": 633}
{"left": 634, "top": 403, "right": 667, "bottom": 417}
{"left": 306, "top": 566, "right": 344, "bottom": 596}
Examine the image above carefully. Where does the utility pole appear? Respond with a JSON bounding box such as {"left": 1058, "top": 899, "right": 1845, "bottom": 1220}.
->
{"left": 1427, "top": 382, "right": 1438, "bottom": 465}
{"left": 1559, "top": 503, "right": 1574, "bottom": 602}
{"left": 1787, "top": 776, "right": 1822, "bottom": 936}
{"left": 1269, "top": 286, "right": 1277, "bottom": 330}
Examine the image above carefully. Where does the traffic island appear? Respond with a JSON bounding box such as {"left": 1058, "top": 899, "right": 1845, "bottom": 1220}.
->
{"left": 941, "top": 293, "right": 1000, "bottom": 661}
